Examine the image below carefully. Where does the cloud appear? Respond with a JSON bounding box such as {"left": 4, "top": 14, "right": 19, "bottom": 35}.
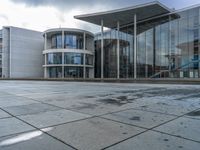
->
{"left": 0, "top": 14, "right": 9, "bottom": 22}
{"left": 10, "top": 0, "right": 151, "bottom": 11}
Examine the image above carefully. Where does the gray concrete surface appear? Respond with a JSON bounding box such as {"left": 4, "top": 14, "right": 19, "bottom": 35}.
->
{"left": 0, "top": 80, "right": 200, "bottom": 150}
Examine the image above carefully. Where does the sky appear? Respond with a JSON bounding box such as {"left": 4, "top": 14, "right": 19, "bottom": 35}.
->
{"left": 0, "top": 0, "right": 200, "bottom": 33}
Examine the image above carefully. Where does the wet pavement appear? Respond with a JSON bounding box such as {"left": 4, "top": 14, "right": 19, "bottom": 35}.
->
{"left": 0, "top": 81, "right": 200, "bottom": 150}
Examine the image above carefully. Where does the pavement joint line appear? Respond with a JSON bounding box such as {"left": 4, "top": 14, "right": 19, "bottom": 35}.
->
{"left": 99, "top": 116, "right": 149, "bottom": 130}
{"left": 0, "top": 107, "right": 78, "bottom": 150}
{"left": 130, "top": 107, "right": 183, "bottom": 116}
{"left": 15, "top": 94, "right": 94, "bottom": 117}
{"left": 102, "top": 129, "right": 150, "bottom": 150}
{"left": 101, "top": 107, "right": 200, "bottom": 149}
{"left": 99, "top": 107, "right": 178, "bottom": 117}
{"left": 0, "top": 116, "right": 13, "bottom": 120}
{"left": 1, "top": 108, "right": 67, "bottom": 118}
{"left": 152, "top": 130, "right": 200, "bottom": 144}
{"left": 0, "top": 129, "right": 37, "bottom": 139}
{"left": 182, "top": 115, "right": 200, "bottom": 121}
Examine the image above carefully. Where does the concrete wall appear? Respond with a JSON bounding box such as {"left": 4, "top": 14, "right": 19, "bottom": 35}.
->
{"left": 2, "top": 26, "right": 44, "bottom": 78}
{"left": 2, "top": 27, "right": 10, "bottom": 78}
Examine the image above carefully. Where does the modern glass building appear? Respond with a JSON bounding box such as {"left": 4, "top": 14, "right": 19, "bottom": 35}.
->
{"left": 43, "top": 28, "right": 94, "bottom": 78}
{"left": 75, "top": 1, "right": 200, "bottom": 79}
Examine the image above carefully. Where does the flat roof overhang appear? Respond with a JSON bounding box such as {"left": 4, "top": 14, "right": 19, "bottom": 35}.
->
{"left": 74, "top": 1, "right": 172, "bottom": 28}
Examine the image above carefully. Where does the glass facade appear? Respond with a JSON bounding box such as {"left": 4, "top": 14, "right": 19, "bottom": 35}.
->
{"left": 64, "top": 33, "right": 83, "bottom": 49}
{"left": 48, "top": 67, "right": 62, "bottom": 78}
{"left": 45, "top": 29, "right": 94, "bottom": 78}
{"left": 47, "top": 53, "right": 62, "bottom": 64}
{"left": 64, "top": 53, "right": 83, "bottom": 65}
{"left": 51, "top": 34, "right": 62, "bottom": 49}
{"left": 95, "top": 6, "right": 200, "bottom": 78}
{"left": 64, "top": 67, "right": 83, "bottom": 78}
{"left": 95, "top": 30, "right": 133, "bottom": 78}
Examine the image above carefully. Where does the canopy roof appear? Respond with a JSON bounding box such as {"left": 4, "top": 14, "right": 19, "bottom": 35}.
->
{"left": 74, "top": 1, "right": 172, "bottom": 28}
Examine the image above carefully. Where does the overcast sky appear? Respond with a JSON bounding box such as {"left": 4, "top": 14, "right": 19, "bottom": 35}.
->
{"left": 0, "top": 0, "right": 200, "bottom": 33}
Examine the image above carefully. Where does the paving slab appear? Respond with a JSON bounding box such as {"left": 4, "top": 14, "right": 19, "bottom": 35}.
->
{"left": 154, "top": 117, "right": 200, "bottom": 142}
{"left": 3, "top": 103, "right": 60, "bottom": 116}
{"left": 45, "top": 117, "right": 145, "bottom": 150}
{"left": 135, "top": 102, "right": 197, "bottom": 116}
{"left": 0, "top": 130, "right": 75, "bottom": 150}
{"left": 102, "top": 109, "right": 176, "bottom": 129}
{"left": 19, "top": 109, "right": 91, "bottom": 128}
{"left": 0, "top": 110, "right": 11, "bottom": 119}
{"left": 0, "top": 96, "right": 39, "bottom": 108}
{"left": 106, "top": 130, "right": 200, "bottom": 150}
{"left": 0, "top": 118, "right": 34, "bottom": 138}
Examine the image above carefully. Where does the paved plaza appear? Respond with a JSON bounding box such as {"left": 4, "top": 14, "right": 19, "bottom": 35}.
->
{"left": 0, "top": 81, "right": 200, "bottom": 150}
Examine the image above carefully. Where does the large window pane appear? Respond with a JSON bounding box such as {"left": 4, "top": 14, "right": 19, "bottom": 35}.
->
{"left": 48, "top": 67, "right": 62, "bottom": 78}
{"left": 64, "top": 53, "right": 83, "bottom": 65}
{"left": 47, "top": 53, "right": 62, "bottom": 64}
{"left": 86, "top": 54, "right": 93, "bottom": 65}
{"left": 64, "top": 67, "right": 83, "bottom": 78}
{"left": 64, "top": 34, "right": 83, "bottom": 49}
{"left": 51, "top": 34, "right": 62, "bottom": 49}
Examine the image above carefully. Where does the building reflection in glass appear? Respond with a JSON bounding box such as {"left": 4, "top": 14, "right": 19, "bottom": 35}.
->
{"left": 95, "top": 6, "right": 200, "bottom": 78}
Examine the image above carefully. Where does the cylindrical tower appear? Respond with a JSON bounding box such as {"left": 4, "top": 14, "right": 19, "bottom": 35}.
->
{"left": 43, "top": 28, "right": 94, "bottom": 78}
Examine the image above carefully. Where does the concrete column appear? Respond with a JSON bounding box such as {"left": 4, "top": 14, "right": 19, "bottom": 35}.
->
{"left": 134, "top": 14, "right": 137, "bottom": 79}
{"left": 62, "top": 30, "right": 64, "bottom": 49}
{"left": 83, "top": 32, "right": 86, "bottom": 79}
{"left": 44, "top": 33, "right": 47, "bottom": 50}
{"left": 62, "top": 52, "right": 64, "bottom": 78}
{"left": 101, "top": 19, "right": 104, "bottom": 79}
{"left": 117, "top": 21, "right": 120, "bottom": 79}
{"left": 44, "top": 54, "right": 47, "bottom": 78}
{"left": 169, "top": 15, "right": 172, "bottom": 77}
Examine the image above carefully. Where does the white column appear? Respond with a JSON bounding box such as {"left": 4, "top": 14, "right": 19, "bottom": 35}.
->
{"left": 169, "top": 15, "right": 172, "bottom": 77}
{"left": 44, "top": 33, "right": 47, "bottom": 50}
{"left": 101, "top": 19, "right": 104, "bottom": 79}
{"left": 134, "top": 14, "right": 137, "bottom": 79}
{"left": 62, "top": 52, "right": 64, "bottom": 78}
{"left": 83, "top": 32, "right": 86, "bottom": 79}
{"left": 62, "top": 30, "right": 64, "bottom": 49}
{"left": 44, "top": 54, "right": 47, "bottom": 78}
{"left": 117, "top": 21, "right": 120, "bottom": 79}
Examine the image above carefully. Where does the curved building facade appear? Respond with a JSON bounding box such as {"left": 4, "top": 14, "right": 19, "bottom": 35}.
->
{"left": 95, "top": 30, "right": 133, "bottom": 78}
{"left": 43, "top": 28, "right": 94, "bottom": 78}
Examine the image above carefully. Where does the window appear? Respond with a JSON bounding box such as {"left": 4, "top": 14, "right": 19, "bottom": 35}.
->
{"left": 47, "top": 53, "right": 62, "bottom": 64}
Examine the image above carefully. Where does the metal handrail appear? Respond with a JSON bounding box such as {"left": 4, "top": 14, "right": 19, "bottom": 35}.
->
{"left": 150, "top": 59, "right": 200, "bottom": 78}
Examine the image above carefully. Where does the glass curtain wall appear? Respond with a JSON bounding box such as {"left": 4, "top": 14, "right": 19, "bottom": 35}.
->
{"left": 95, "top": 30, "right": 132, "bottom": 78}
{"left": 48, "top": 67, "right": 62, "bottom": 78}
{"left": 64, "top": 53, "right": 83, "bottom": 65}
{"left": 125, "top": 6, "right": 200, "bottom": 78}
{"left": 64, "top": 33, "right": 83, "bottom": 49}
{"left": 51, "top": 34, "right": 62, "bottom": 49}
{"left": 47, "top": 53, "right": 62, "bottom": 64}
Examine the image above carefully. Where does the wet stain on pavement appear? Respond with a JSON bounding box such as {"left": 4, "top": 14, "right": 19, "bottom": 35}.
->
{"left": 163, "top": 139, "right": 169, "bottom": 142}
{"left": 129, "top": 116, "right": 140, "bottom": 121}
{"left": 186, "top": 110, "right": 200, "bottom": 116}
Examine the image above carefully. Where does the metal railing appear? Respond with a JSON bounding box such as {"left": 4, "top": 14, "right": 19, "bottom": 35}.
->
{"left": 150, "top": 59, "right": 200, "bottom": 78}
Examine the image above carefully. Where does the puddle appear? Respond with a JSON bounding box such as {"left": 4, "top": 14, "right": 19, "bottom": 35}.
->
{"left": 186, "top": 110, "right": 200, "bottom": 116}
{"left": 99, "top": 98, "right": 127, "bottom": 106}
{"left": 129, "top": 116, "right": 140, "bottom": 121}
{"left": 98, "top": 96, "right": 134, "bottom": 106}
